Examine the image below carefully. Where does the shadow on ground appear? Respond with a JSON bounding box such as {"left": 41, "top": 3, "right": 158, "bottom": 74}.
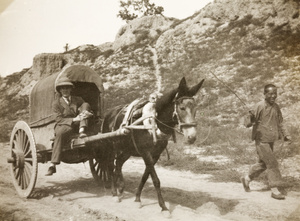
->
{"left": 31, "top": 174, "right": 239, "bottom": 216}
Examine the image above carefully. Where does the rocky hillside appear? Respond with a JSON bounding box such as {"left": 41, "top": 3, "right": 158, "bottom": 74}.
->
{"left": 1, "top": 0, "right": 300, "bottom": 142}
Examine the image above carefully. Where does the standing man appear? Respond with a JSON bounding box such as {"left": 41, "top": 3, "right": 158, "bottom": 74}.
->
{"left": 241, "top": 84, "right": 292, "bottom": 200}
{"left": 45, "top": 76, "right": 93, "bottom": 176}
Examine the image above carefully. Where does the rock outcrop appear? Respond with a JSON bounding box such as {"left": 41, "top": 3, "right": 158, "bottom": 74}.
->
{"left": 0, "top": 0, "right": 299, "bottom": 141}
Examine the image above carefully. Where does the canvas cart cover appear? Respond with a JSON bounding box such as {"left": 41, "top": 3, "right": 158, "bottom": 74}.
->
{"left": 30, "top": 65, "right": 104, "bottom": 127}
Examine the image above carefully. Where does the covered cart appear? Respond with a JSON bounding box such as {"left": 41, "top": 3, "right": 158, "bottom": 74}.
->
{"left": 7, "top": 65, "right": 136, "bottom": 198}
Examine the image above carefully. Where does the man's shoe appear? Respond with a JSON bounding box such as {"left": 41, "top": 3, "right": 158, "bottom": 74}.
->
{"left": 271, "top": 192, "right": 285, "bottom": 200}
{"left": 240, "top": 176, "right": 250, "bottom": 192}
{"left": 45, "top": 166, "right": 56, "bottom": 176}
{"left": 79, "top": 133, "right": 87, "bottom": 138}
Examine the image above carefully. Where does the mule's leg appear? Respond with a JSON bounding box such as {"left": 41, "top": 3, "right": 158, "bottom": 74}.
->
{"left": 134, "top": 154, "right": 160, "bottom": 203}
{"left": 135, "top": 142, "right": 167, "bottom": 203}
{"left": 135, "top": 167, "right": 150, "bottom": 204}
{"left": 142, "top": 152, "right": 169, "bottom": 211}
{"left": 107, "top": 155, "right": 117, "bottom": 197}
{"left": 114, "top": 152, "right": 131, "bottom": 199}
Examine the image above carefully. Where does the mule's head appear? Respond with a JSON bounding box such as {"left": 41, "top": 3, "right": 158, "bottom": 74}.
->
{"left": 174, "top": 77, "right": 204, "bottom": 144}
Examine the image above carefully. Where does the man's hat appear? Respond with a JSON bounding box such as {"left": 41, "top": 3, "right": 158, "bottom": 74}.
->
{"left": 56, "top": 76, "right": 74, "bottom": 91}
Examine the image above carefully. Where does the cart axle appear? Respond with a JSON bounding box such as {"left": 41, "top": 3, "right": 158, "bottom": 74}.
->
{"left": 7, "top": 157, "right": 15, "bottom": 163}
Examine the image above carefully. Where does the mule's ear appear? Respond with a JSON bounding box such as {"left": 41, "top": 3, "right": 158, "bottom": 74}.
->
{"left": 179, "top": 77, "right": 187, "bottom": 88}
{"left": 178, "top": 77, "right": 188, "bottom": 96}
{"left": 189, "top": 79, "right": 205, "bottom": 96}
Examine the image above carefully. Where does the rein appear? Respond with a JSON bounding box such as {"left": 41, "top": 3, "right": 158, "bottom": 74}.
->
{"left": 155, "top": 117, "right": 184, "bottom": 135}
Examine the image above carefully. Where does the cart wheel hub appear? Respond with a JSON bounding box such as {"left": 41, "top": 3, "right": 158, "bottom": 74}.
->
{"left": 14, "top": 150, "right": 25, "bottom": 169}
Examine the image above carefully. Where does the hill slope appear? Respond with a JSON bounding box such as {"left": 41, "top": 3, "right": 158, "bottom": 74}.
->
{"left": 0, "top": 0, "right": 299, "bottom": 142}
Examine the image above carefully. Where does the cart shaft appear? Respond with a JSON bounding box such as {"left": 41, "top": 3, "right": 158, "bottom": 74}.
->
{"left": 71, "top": 128, "right": 130, "bottom": 148}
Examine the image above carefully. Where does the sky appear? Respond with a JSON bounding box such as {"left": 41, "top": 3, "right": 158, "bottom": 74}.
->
{"left": 0, "top": 0, "right": 212, "bottom": 77}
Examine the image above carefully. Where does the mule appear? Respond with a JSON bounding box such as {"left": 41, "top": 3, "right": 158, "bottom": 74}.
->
{"left": 101, "top": 77, "right": 205, "bottom": 213}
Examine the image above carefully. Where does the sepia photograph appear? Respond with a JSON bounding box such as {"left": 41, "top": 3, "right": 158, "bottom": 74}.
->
{"left": 0, "top": 0, "right": 299, "bottom": 220}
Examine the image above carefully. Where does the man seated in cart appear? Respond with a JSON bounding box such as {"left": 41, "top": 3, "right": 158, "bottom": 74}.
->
{"left": 46, "top": 76, "right": 93, "bottom": 176}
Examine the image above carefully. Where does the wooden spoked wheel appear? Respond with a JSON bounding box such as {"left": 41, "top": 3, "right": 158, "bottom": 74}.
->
{"left": 89, "top": 158, "right": 111, "bottom": 188}
{"left": 8, "top": 121, "right": 38, "bottom": 198}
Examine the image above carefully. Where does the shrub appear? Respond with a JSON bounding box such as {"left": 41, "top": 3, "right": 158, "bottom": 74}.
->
{"left": 121, "top": 45, "right": 129, "bottom": 52}
{"left": 102, "top": 49, "right": 114, "bottom": 59}
{"left": 5, "top": 72, "right": 23, "bottom": 85}
{"left": 133, "top": 29, "right": 150, "bottom": 43}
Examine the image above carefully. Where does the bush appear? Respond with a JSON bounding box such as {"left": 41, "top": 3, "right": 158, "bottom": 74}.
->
{"left": 133, "top": 29, "right": 150, "bottom": 43}
{"left": 102, "top": 49, "right": 114, "bottom": 59}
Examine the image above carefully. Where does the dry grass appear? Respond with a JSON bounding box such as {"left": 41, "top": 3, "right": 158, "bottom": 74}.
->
{"left": 158, "top": 124, "right": 300, "bottom": 185}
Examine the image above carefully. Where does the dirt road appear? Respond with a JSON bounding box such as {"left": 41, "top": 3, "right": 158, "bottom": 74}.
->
{"left": 1, "top": 142, "right": 300, "bottom": 221}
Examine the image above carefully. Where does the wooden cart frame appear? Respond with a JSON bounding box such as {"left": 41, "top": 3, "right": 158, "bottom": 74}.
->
{"left": 7, "top": 65, "right": 155, "bottom": 198}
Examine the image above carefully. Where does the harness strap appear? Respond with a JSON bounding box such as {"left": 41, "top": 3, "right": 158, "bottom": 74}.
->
{"left": 120, "top": 99, "right": 141, "bottom": 127}
{"left": 122, "top": 99, "right": 143, "bottom": 155}
{"left": 112, "top": 105, "right": 127, "bottom": 131}
{"left": 130, "top": 118, "right": 142, "bottom": 155}
{"left": 111, "top": 99, "right": 141, "bottom": 131}
{"left": 171, "top": 129, "right": 177, "bottom": 143}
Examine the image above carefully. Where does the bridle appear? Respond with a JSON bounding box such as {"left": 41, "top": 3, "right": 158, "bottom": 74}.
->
{"left": 169, "top": 94, "right": 211, "bottom": 145}
{"left": 172, "top": 95, "right": 197, "bottom": 132}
